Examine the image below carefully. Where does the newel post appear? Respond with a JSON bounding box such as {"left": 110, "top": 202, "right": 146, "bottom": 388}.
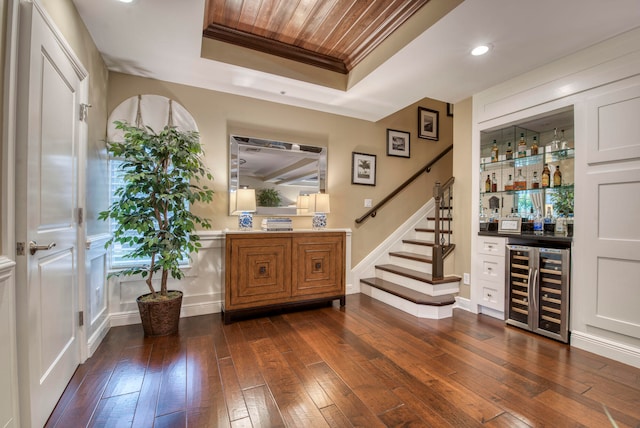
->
{"left": 432, "top": 181, "right": 443, "bottom": 279}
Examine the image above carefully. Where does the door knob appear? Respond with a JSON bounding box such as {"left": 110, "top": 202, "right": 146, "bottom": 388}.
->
{"left": 29, "top": 241, "right": 56, "bottom": 255}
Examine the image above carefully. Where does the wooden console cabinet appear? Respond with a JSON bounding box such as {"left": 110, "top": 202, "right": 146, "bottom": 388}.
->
{"left": 223, "top": 231, "right": 346, "bottom": 323}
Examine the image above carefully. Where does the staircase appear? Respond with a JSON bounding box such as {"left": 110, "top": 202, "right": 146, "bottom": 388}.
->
{"left": 359, "top": 195, "right": 461, "bottom": 319}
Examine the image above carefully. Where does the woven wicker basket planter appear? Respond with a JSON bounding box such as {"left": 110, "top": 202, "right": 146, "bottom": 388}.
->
{"left": 136, "top": 291, "right": 183, "bottom": 336}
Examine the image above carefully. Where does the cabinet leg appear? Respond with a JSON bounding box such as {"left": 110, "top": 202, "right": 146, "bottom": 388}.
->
{"left": 339, "top": 296, "right": 346, "bottom": 306}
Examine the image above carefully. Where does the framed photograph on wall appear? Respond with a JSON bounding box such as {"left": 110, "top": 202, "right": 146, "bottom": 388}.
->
{"left": 418, "top": 107, "right": 439, "bottom": 140}
{"left": 351, "top": 152, "right": 376, "bottom": 186}
{"left": 386, "top": 129, "right": 410, "bottom": 158}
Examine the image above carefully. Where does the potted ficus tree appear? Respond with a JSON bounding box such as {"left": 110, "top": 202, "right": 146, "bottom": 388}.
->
{"left": 99, "top": 120, "right": 214, "bottom": 336}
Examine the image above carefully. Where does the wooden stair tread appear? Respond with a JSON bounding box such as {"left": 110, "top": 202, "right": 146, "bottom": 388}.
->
{"left": 415, "top": 228, "right": 453, "bottom": 234}
{"left": 389, "top": 251, "right": 433, "bottom": 264}
{"left": 402, "top": 239, "right": 435, "bottom": 247}
{"left": 361, "top": 277, "right": 456, "bottom": 306}
{"left": 375, "top": 264, "right": 461, "bottom": 284}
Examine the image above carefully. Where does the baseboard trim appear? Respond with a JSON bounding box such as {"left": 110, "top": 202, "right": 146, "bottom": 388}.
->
{"left": 109, "top": 300, "right": 222, "bottom": 328}
{"left": 87, "top": 317, "right": 110, "bottom": 358}
{"left": 453, "top": 296, "right": 474, "bottom": 312}
{"left": 571, "top": 331, "right": 640, "bottom": 369}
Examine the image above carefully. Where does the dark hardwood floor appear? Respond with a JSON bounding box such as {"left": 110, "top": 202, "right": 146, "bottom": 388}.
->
{"left": 46, "top": 294, "right": 640, "bottom": 427}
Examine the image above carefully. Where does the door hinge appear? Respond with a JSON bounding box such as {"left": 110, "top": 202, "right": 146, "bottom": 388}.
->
{"left": 77, "top": 207, "right": 83, "bottom": 225}
{"left": 79, "top": 311, "right": 84, "bottom": 327}
{"left": 16, "top": 242, "right": 25, "bottom": 256}
{"left": 79, "top": 103, "right": 92, "bottom": 122}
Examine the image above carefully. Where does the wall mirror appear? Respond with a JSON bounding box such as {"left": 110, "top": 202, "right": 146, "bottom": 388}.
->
{"left": 229, "top": 135, "right": 327, "bottom": 216}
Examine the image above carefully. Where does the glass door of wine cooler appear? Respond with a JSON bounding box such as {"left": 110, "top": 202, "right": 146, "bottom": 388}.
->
{"left": 506, "top": 245, "right": 533, "bottom": 330}
{"left": 534, "top": 248, "right": 570, "bottom": 342}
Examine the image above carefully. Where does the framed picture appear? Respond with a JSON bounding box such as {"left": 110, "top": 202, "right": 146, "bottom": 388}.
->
{"left": 418, "top": 107, "right": 439, "bottom": 140}
{"left": 447, "top": 103, "right": 454, "bottom": 117}
{"left": 386, "top": 129, "right": 410, "bottom": 158}
{"left": 351, "top": 152, "right": 376, "bottom": 186}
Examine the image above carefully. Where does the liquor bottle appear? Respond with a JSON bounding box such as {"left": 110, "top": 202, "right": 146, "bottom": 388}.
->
{"left": 514, "top": 168, "right": 527, "bottom": 190}
{"left": 490, "top": 140, "right": 499, "bottom": 162}
{"left": 485, "top": 174, "right": 491, "bottom": 192}
{"left": 505, "top": 142, "right": 513, "bottom": 160}
{"left": 504, "top": 174, "right": 513, "bottom": 191}
{"left": 517, "top": 133, "right": 527, "bottom": 158}
{"left": 533, "top": 210, "right": 544, "bottom": 235}
{"left": 548, "top": 128, "right": 560, "bottom": 153}
{"left": 541, "top": 164, "right": 551, "bottom": 188}
{"left": 531, "top": 171, "right": 540, "bottom": 189}
{"left": 554, "top": 165, "right": 562, "bottom": 187}
{"left": 560, "top": 129, "right": 569, "bottom": 150}
{"left": 491, "top": 172, "right": 497, "bottom": 192}
{"left": 531, "top": 136, "right": 539, "bottom": 155}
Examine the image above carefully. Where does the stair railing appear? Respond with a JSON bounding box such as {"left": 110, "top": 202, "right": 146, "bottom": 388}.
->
{"left": 432, "top": 177, "right": 455, "bottom": 279}
{"left": 355, "top": 144, "right": 453, "bottom": 224}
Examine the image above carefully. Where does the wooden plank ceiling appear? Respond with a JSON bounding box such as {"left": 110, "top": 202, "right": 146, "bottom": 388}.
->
{"left": 203, "top": 0, "right": 429, "bottom": 74}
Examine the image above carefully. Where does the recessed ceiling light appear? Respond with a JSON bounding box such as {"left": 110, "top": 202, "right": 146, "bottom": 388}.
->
{"left": 118, "top": 0, "right": 134, "bottom": 3}
{"left": 471, "top": 45, "right": 491, "bottom": 56}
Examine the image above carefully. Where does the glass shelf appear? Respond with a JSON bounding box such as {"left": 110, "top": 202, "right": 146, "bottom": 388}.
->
{"left": 480, "top": 148, "right": 574, "bottom": 172}
{"left": 480, "top": 184, "right": 574, "bottom": 197}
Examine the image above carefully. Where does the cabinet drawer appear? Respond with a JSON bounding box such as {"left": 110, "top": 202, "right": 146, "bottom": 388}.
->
{"left": 478, "top": 236, "right": 506, "bottom": 256}
{"left": 478, "top": 278, "right": 505, "bottom": 312}
{"left": 477, "top": 255, "right": 505, "bottom": 283}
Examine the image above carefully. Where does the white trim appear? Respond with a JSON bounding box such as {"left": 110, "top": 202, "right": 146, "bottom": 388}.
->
{"left": 453, "top": 296, "right": 474, "bottom": 313}
{"left": 571, "top": 331, "right": 640, "bottom": 369}
{"left": 87, "top": 316, "right": 110, "bottom": 357}
{"left": 109, "top": 298, "right": 222, "bottom": 328}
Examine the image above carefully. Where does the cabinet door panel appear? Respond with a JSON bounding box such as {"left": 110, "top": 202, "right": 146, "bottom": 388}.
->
{"left": 292, "top": 235, "right": 344, "bottom": 298}
{"left": 228, "top": 237, "right": 291, "bottom": 307}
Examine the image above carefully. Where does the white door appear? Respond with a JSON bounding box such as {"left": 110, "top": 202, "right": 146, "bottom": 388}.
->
{"left": 14, "top": 3, "right": 86, "bottom": 427}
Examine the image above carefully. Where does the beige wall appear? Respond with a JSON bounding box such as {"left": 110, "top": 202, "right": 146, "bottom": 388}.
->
{"left": 452, "top": 98, "right": 473, "bottom": 299}
{"left": 107, "top": 72, "right": 453, "bottom": 266}
{"left": 40, "top": 0, "right": 110, "bottom": 236}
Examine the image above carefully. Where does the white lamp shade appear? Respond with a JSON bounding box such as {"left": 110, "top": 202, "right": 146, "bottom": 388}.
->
{"left": 310, "top": 193, "right": 330, "bottom": 213}
{"left": 235, "top": 188, "right": 256, "bottom": 212}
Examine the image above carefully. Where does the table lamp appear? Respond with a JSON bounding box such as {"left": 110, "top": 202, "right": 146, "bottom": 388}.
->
{"left": 235, "top": 188, "right": 256, "bottom": 230}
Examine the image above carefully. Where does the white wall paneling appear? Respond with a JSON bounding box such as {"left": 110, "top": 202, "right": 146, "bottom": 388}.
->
{"left": 85, "top": 234, "right": 110, "bottom": 357}
{"left": 586, "top": 82, "right": 640, "bottom": 164}
{"left": 0, "top": 258, "right": 19, "bottom": 428}
{"left": 108, "top": 231, "right": 225, "bottom": 327}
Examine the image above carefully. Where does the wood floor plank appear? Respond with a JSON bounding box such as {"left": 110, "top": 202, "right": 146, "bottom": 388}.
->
{"left": 45, "top": 295, "right": 640, "bottom": 427}
{"left": 154, "top": 410, "right": 186, "bottom": 428}
{"left": 294, "top": 313, "right": 404, "bottom": 415}
{"left": 249, "top": 337, "right": 329, "bottom": 427}
{"left": 102, "top": 345, "right": 150, "bottom": 398}
{"left": 131, "top": 340, "right": 167, "bottom": 428}
{"left": 242, "top": 384, "right": 286, "bottom": 427}
{"left": 218, "top": 357, "right": 250, "bottom": 422}
{"left": 155, "top": 337, "right": 187, "bottom": 417}
{"left": 319, "top": 404, "right": 352, "bottom": 428}
{"left": 223, "top": 321, "right": 266, "bottom": 389}
{"left": 307, "top": 361, "right": 386, "bottom": 428}
{"left": 49, "top": 371, "right": 111, "bottom": 427}
{"left": 90, "top": 391, "right": 138, "bottom": 427}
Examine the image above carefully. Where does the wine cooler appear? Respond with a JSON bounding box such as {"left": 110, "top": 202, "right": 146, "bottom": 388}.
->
{"left": 506, "top": 245, "right": 570, "bottom": 343}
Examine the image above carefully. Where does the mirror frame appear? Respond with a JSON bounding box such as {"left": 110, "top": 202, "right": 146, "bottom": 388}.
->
{"left": 229, "top": 135, "right": 327, "bottom": 216}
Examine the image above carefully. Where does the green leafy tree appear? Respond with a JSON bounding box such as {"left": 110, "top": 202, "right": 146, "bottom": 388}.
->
{"left": 98, "top": 121, "right": 214, "bottom": 300}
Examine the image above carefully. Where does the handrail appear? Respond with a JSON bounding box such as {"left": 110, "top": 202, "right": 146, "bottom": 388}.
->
{"left": 355, "top": 144, "right": 453, "bottom": 224}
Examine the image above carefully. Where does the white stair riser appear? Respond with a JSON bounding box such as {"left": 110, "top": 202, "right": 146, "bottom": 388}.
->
{"left": 388, "top": 255, "right": 432, "bottom": 273}
{"left": 402, "top": 243, "right": 433, "bottom": 256}
{"left": 376, "top": 270, "right": 460, "bottom": 296}
{"left": 414, "top": 231, "right": 435, "bottom": 241}
{"left": 360, "top": 283, "right": 454, "bottom": 319}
